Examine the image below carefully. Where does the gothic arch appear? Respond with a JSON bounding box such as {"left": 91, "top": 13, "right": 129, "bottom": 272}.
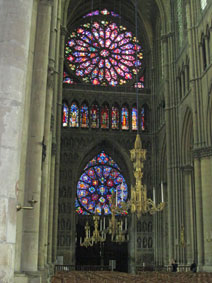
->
{"left": 159, "top": 133, "right": 167, "bottom": 183}
{"left": 72, "top": 138, "right": 134, "bottom": 194}
{"left": 181, "top": 107, "right": 193, "bottom": 165}
{"left": 206, "top": 85, "right": 212, "bottom": 146}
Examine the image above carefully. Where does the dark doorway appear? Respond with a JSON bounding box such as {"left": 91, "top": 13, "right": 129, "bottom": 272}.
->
{"left": 76, "top": 218, "right": 128, "bottom": 272}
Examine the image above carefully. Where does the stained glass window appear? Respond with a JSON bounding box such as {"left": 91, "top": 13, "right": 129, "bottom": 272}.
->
{"left": 83, "top": 9, "right": 120, "bottom": 18}
{"left": 65, "top": 18, "right": 143, "bottom": 86}
{"left": 132, "top": 105, "right": 138, "bottom": 131}
{"left": 134, "top": 76, "right": 145, "bottom": 88}
{"left": 80, "top": 103, "right": 89, "bottom": 128}
{"left": 70, "top": 102, "right": 79, "bottom": 127}
{"left": 76, "top": 151, "right": 128, "bottom": 215}
{"left": 141, "top": 107, "right": 145, "bottom": 131}
{"left": 63, "top": 102, "right": 69, "bottom": 127}
{"left": 121, "top": 105, "right": 129, "bottom": 130}
{"left": 111, "top": 105, "right": 119, "bottom": 129}
{"left": 101, "top": 104, "right": 109, "bottom": 129}
{"left": 63, "top": 71, "right": 75, "bottom": 84}
{"left": 90, "top": 103, "right": 99, "bottom": 128}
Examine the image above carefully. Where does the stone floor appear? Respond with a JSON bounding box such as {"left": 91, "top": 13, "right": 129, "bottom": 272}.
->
{"left": 51, "top": 271, "right": 212, "bottom": 282}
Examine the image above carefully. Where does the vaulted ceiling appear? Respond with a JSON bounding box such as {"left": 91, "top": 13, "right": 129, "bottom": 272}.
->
{"left": 66, "top": 0, "right": 161, "bottom": 51}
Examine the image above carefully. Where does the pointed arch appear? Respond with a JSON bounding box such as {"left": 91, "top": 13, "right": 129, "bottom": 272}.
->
{"left": 70, "top": 101, "right": 79, "bottom": 128}
{"left": 111, "top": 103, "right": 120, "bottom": 130}
{"left": 206, "top": 86, "right": 212, "bottom": 146}
{"left": 90, "top": 101, "right": 100, "bottom": 129}
{"left": 181, "top": 107, "right": 194, "bottom": 165}
{"left": 132, "top": 104, "right": 138, "bottom": 131}
{"left": 100, "top": 102, "right": 110, "bottom": 129}
{"left": 62, "top": 101, "right": 69, "bottom": 127}
{"left": 121, "top": 104, "right": 129, "bottom": 130}
{"left": 80, "top": 101, "right": 89, "bottom": 128}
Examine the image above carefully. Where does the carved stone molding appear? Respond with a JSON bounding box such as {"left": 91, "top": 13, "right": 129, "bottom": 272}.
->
{"left": 40, "top": 0, "right": 53, "bottom": 6}
{"left": 47, "top": 65, "right": 55, "bottom": 89}
{"left": 193, "top": 147, "right": 212, "bottom": 158}
{"left": 180, "top": 164, "right": 193, "bottom": 171}
{"left": 61, "top": 25, "right": 68, "bottom": 36}
{"left": 50, "top": 114, "right": 54, "bottom": 131}
{"left": 52, "top": 142, "right": 57, "bottom": 155}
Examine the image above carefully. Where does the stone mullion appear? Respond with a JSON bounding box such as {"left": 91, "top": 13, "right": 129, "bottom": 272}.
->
{"left": 194, "top": 157, "right": 204, "bottom": 268}
{"left": 201, "top": 157, "right": 212, "bottom": 269}
{"left": 183, "top": 169, "right": 193, "bottom": 265}
{"left": 0, "top": 0, "right": 34, "bottom": 281}
{"left": 162, "top": 32, "right": 175, "bottom": 262}
{"left": 38, "top": 0, "right": 58, "bottom": 267}
{"left": 187, "top": 2, "right": 204, "bottom": 268}
{"left": 205, "top": 35, "right": 209, "bottom": 67}
{"left": 209, "top": 28, "right": 212, "bottom": 64}
{"left": 47, "top": 0, "right": 61, "bottom": 264}
{"left": 52, "top": 18, "right": 66, "bottom": 263}
{"left": 22, "top": 0, "right": 52, "bottom": 273}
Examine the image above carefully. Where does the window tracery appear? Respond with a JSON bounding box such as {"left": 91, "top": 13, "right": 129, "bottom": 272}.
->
{"left": 75, "top": 151, "right": 128, "bottom": 215}
{"left": 69, "top": 102, "right": 79, "bottom": 127}
{"left": 62, "top": 101, "right": 148, "bottom": 131}
{"left": 65, "top": 12, "right": 143, "bottom": 86}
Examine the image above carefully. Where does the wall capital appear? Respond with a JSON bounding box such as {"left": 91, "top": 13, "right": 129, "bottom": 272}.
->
{"left": 61, "top": 25, "right": 68, "bottom": 36}
{"left": 52, "top": 142, "right": 57, "bottom": 155}
{"left": 40, "top": 0, "right": 53, "bottom": 5}
{"left": 193, "top": 147, "right": 212, "bottom": 159}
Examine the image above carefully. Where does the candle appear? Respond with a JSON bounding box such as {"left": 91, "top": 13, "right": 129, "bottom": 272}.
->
{"left": 161, "top": 182, "right": 164, "bottom": 202}
{"left": 153, "top": 187, "right": 155, "bottom": 204}
{"left": 80, "top": 237, "right": 82, "bottom": 244}
{"left": 103, "top": 217, "right": 105, "bottom": 230}
{"left": 100, "top": 219, "right": 102, "bottom": 231}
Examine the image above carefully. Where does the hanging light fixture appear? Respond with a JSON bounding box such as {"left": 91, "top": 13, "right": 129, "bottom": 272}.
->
{"left": 126, "top": 0, "right": 165, "bottom": 218}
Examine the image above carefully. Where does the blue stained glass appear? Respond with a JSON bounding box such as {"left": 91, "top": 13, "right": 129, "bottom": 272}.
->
{"left": 84, "top": 157, "right": 97, "bottom": 170}
{"left": 76, "top": 151, "right": 128, "bottom": 215}
{"left": 89, "top": 187, "right": 95, "bottom": 193}
{"left": 132, "top": 106, "right": 138, "bottom": 131}
{"left": 98, "top": 186, "right": 107, "bottom": 195}
{"left": 77, "top": 181, "right": 90, "bottom": 190}
{"left": 62, "top": 103, "right": 69, "bottom": 127}
{"left": 141, "top": 107, "right": 145, "bottom": 131}
{"left": 78, "top": 190, "right": 88, "bottom": 197}
{"left": 70, "top": 102, "right": 79, "bottom": 127}
{"left": 111, "top": 106, "right": 119, "bottom": 129}
{"left": 94, "top": 166, "right": 103, "bottom": 178}
{"left": 103, "top": 166, "right": 112, "bottom": 178}
{"left": 80, "top": 173, "right": 92, "bottom": 184}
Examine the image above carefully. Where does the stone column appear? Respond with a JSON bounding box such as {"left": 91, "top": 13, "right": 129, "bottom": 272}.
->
{"left": 0, "top": 0, "right": 34, "bottom": 282}
{"left": 162, "top": 33, "right": 175, "bottom": 263}
{"left": 128, "top": 214, "right": 136, "bottom": 274}
{"left": 193, "top": 157, "right": 204, "bottom": 268}
{"left": 14, "top": 0, "right": 39, "bottom": 275}
{"left": 21, "top": 0, "right": 52, "bottom": 273}
{"left": 201, "top": 156, "right": 212, "bottom": 268}
{"left": 183, "top": 167, "right": 194, "bottom": 264}
{"left": 52, "top": 23, "right": 66, "bottom": 262}
{"left": 38, "top": 0, "right": 59, "bottom": 270}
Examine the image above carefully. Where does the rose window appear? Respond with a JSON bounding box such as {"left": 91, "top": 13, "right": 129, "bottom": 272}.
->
{"left": 75, "top": 151, "right": 128, "bottom": 215}
{"left": 65, "top": 19, "right": 143, "bottom": 86}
